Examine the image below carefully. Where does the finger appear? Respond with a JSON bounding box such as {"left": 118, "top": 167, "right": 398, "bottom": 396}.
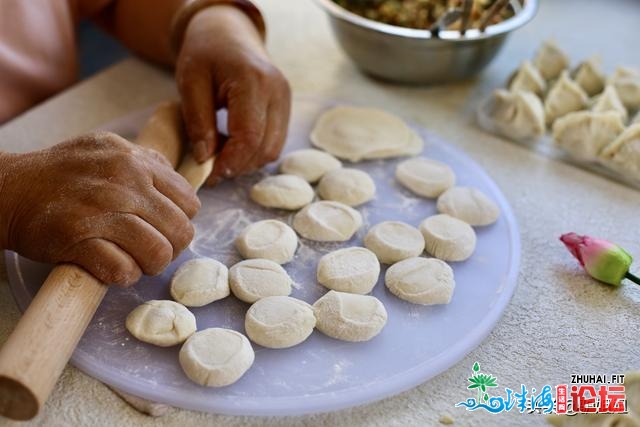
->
{"left": 252, "top": 92, "right": 291, "bottom": 170}
{"left": 178, "top": 68, "right": 217, "bottom": 163}
{"left": 142, "top": 146, "right": 173, "bottom": 169}
{"left": 211, "top": 85, "right": 268, "bottom": 179}
{"left": 138, "top": 190, "right": 195, "bottom": 258}
{"left": 65, "top": 238, "right": 142, "bottom": 287}
{"left": 151, "top": 162, "right": 201, "bottom": 218}
{"left": 100, "top": 213, "right": 174, "bottom": 276}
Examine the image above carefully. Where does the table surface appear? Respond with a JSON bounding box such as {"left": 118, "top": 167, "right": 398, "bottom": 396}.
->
{"left": 1, "top": 0, "right": 639, "bottom": 426}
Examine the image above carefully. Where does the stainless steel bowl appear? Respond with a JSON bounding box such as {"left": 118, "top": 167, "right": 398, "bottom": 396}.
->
{"left": 315, "top": 0, "right": 538, "bottom": 84}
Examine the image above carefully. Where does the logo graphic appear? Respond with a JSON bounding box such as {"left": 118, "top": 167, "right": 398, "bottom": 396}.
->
{"left": 455, "top": 362, "right": 627, "bottom": 416}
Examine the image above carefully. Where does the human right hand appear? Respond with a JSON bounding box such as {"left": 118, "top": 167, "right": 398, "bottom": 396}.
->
{"left": 0, "top": 132, "right": 200, "bottom": 286}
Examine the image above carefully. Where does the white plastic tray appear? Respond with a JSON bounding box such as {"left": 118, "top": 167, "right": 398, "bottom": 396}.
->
{"left": 6, "top": 97, "right": 520, "bottom": 416}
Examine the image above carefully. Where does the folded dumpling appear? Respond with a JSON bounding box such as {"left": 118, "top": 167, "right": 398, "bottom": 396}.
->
{"left": 600, "top": 124, "right": 640, "bottom": 181}
{"left": 477, "top": 89, "right": 545, "bottom": 142}
{"left": 552, "top": 111, "right": 625, "bottom": 161}
{"left": 544, "top": 71, "right": 589, "bottom": 124}
{"left": 572, "top": 58, "right": 605, "bottom": 96}
{"left": 533, "top": 40, "right": 570, "bottom": 81}
{"left": 608, "top": 67, "right": 640, "bottom": 110}
{"left": 591, "top": 85, "right": 628, "bottom": 122}
{"left": 508, "top": 61, "right": 546, "bottom": 96}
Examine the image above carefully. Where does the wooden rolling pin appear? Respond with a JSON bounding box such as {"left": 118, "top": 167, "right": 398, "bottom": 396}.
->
{"left": 0, "top": 102, "right": 213, "bottom": 420}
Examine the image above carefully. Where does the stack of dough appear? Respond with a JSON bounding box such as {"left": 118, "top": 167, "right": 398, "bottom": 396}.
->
{"left": 436, "top": 187, "right": 500, "bottom": 226}
{"left": 316, "top": 247, "right": 380, "bottom": 294}
{"left": 395, "top": 157, "right": 455, "bottom": 198}
{"left": 310, "top": 106, "right": 423, "bottom": 162}
{"left": 420, "top": 214, "right": 476, "bottom": 262}
{"left": 126, "top": 300, "right": 196, "bottom": 347}
{"left": 170, "top": 258, "right": 229, "bottom": 307}
{"left": 279, "top": 149, "right": 342, "bottom": 183}
{"left": 235, "top": 219, "right": 298, "bottom": 264}
{"left": 229, "top": 258, "right": 292, "bottom": 303}
{"left": 364, "top": 221, "right": 425, "bottom": 264}
{"left": 250, "top": 174, "right": 314, "bottom": 210}
{"left": 313, "top": 291, "right": 387, "bottom": 342}
{"left": 316, "top": 168, "right": 376, "bottom": 207}
{"left": 385, "top": 257, "right": 455, "bottom": 305}
{"left": 245, "top": 296, "right": 316, "bottom": 348}
{"left": 293, "top": 201, "right": 362, "bottom": 242}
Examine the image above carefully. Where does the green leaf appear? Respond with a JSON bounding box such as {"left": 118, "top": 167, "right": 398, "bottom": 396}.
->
{"left": 467, "top": 384, "right": 481, "bottom": 389}
{"left": 484, "top": 393, "right": 489, "bottom": 401}
{"left": 473, "top": 362, "right": 480, "bottom": 372}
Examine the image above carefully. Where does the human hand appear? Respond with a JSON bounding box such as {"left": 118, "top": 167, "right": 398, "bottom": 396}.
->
{"left": 175, "top": 5, "right": 291, "bottom": 184}
{"left": 0, "top": 132, "right": 200, "bottom": 286}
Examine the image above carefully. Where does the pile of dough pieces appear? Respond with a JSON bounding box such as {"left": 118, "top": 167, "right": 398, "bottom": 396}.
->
{"left": 477, "top": 40, "right": 640, "bottom": 182}
{"left": 125, "top": 105, "right": 500, "bottom": 388}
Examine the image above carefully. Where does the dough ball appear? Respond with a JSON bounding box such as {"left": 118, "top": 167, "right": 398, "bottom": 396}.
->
{"left": 279, "top": 149, "right": 342, "bottom": 183}
{"left": 317, "top": 168, "right": 376, "bottom": 207}
{"left": 317, "top": 247, "right": 380, "bottom": 294}
{"left": 310, "top": 106, "right": 422, "bottom": 162}
{"left": 364, "top": 221, "right": 425, "bottom": 264}
{"left": 293, "top": 201, "right": 362, "bottom": 242}
{"left": 170, "top": 258, "right": 229, "bottom": 307}
{"left": 244, "top": 296, "right": 316, "bottom": 348}
{"left": 250, "top": 174, "right": 314, "bottom": 210}
{"left": 385, "top": 257, "right": 455, "bottom": 305}
{"left": 420, "top": 214, "right": 476, "bottom": 262}
{"left": 395, "top": 157, "right": 456, "bottom": 198}
{"left": 126, "top": 300, "right": 196, "bottom": 347}
{"left": 179, "top": 328, "right": 254, "bottom": 387}
{"left": 235, "top": 220, "right": 298, "bottom": 264}
{"left": 313, "top": 290, "right": 387, "bottom": 342}
{"left": 229, "top": 259, "right": 292, "bottom": 303}
{"left": 436, "top": 187, "right": 500, "bottom": 226}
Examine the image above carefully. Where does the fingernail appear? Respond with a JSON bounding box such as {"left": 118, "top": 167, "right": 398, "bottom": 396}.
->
{"left": 193, "top": 141, "right": 208, "bottom": 162}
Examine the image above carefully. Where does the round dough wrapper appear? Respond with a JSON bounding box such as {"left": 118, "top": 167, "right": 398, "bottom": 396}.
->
{"left": 245, "top": 296, "right": 316, "bottom": 348}
{"left": 313, "top": 290, "right": 387, "bottom": 342}
{"left": 420, "top": 214, "right": 476, "bottom": 262}
{"left": 364, "top": 221, "right": 425, "bottom": 264}
{"left": 229, "top": 258, "right": 292, "bottom": 303}
{"left": 179, "top": 328, "right": 254, "bottom": 387}
{"left": 317, "top": 168, "right": 376, "bottom": 207}
{"left": 170, "top": 258, "right": 229, "bottom": 307}
{"left": 126, "top": 300, "right": 196, "bottom": 347}
{"left": 279, "top": 149, "right": 342, "bottom": 183}
{"left": 293, "top": 201, "right": 362, "bottom": 242}
{"left": 436, "top": 186, "right": 500, "bottom": 226}
{"left": 385, "top": 257, "right": 455, "bottom": 305}
{"left": 250, "top": 174, "right": 314, "bottom": 210}
{"left": 317, "top": 247, "right": 380, "bottom": 294}
{"left": 235, "top": 220, "right": 298, "bottom": 264}
{"left": 395, "top": 157, "right": 455, "bottom": 198}
{"left": 310, "top": 106, "right": 422, "bottom": 161}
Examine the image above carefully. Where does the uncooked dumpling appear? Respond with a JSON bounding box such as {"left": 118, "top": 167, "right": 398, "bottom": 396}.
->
{"left": 633, "top": 111, "right": 640, "bottom": 125}
{"left": 508, "top": 60, "right": 546, "bottom": 96}
{"left": 235, "top": 220, "right": 298, "bottom": 264}
{"left": 395, "top": 157, "right": 455, "bottom": 198}
{"left": 385, "top": 257, "right": 455, "bottom": 305}
{"left": 420, "top": 214, "right": 476, "bottom": 262}
{"left": 250, "top": 174, "right": 314, "bottom": 210}
{"left": 313, "top": 290, "right": 387, "bottom": 342}
{"left": 170, "top": 258, "right": 230, "bottom": 307}
{"left": 293, "top": 201, "right": 362, "bottom": 242}
{"left": 229, "top": 258, "right": 292, "bottom": 303}
{"left": 317, "top": 168, "right": 376, "bottom": 206}
{"left": 179, "top": 328, "right": 254, "bottom": 387}
{"left": 533, "top": 40, "right": 570, "bottom": 81}
{"left": 316, "top": 247, "right": 380, "bottom": 294}
{"left": 279, "top": 149, "right": 342, "bottom": 183}
{"left": 310, "top": 106, "right": 423, "bottom": 161}
{"left": 591, "top": 85, "right": 628, "bottom": 122}
{"left": 245, "top": 296, "right": 316, "bottom": 348}
{"left": 126, "top": 300, "right": 196, "bottom": 347}
{"left": 600, "top": 124, "right": 640, "bottom": 181}
{"left": 364, "top": 221, "right": 425, "bottom": 264}
{"left": 544, "top": 71, "right": 589, "bottom": 124}
{"left": 553, "top": 111, "right": 625, "bottom": 161}
{"left": 608, "top": 67, "right": 640, "bottom": 110}
{"left": 437, "top": 187, "right": 500, "bottom": 226}
{"left": 572, "top": 58, "right": 605, "bottom": 97}
{"left": 477, "top": 89, "right": 545, "bottom": 142}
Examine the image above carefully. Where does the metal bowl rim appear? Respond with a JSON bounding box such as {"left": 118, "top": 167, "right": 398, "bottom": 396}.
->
{"left": 314, "top": 0, "right": 538, "bottom": 41}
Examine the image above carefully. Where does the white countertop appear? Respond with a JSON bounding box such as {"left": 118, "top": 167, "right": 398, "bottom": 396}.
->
{"left": 1, "top": 0, "right": 639, "bottom": 425}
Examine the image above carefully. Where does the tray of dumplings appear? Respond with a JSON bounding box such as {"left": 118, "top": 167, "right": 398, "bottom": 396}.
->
{"left": 477, "top": 40, "right": 640, "bottom": 190}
